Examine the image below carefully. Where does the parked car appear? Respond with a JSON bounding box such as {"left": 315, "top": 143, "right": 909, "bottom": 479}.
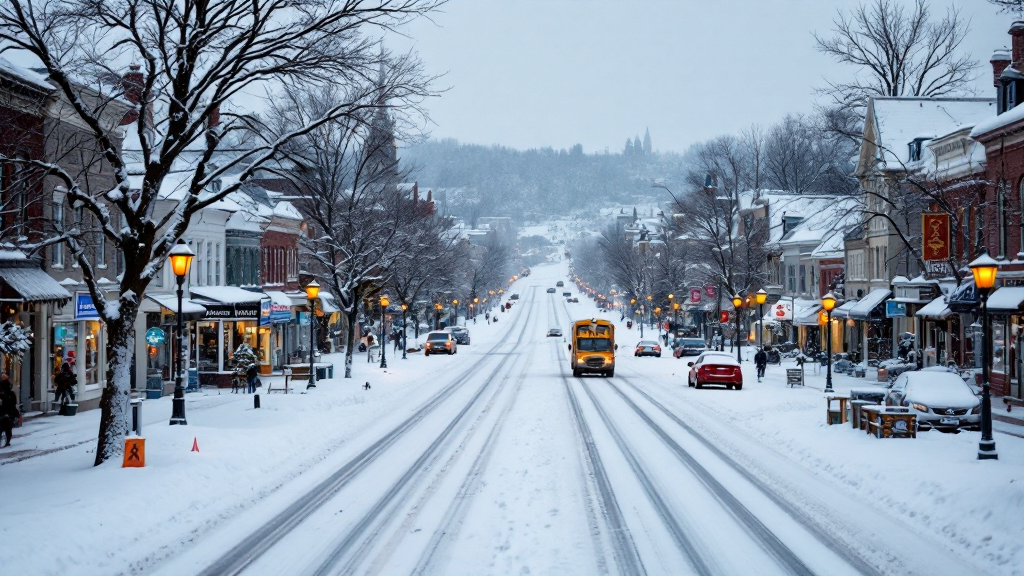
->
{"left": 672, "top": 337, "right": 708, "bottom": 358}
{"left": 546, "top": 287, "right": 556, "bottom": 293}
{"left": 556, "top": 281, "right": 564, "bottom": 287}
{"left": 424, "top": 331, "right": 457, "bottom": 356}
{"left": 687, "top": 351, "right": 743, "bottom": 390}
{"left": 885, "top": 371, "right": 980, "bottom": 431}
{"left": 562, "top": 291, "right": 572, "bottom": 297}
{"left": 567, "top": 297, "right": 579, "bottom": 303}
{"left": 547, "top": 328, "right": 562, "bottom": 337}
{"left": 634, "top": 340, "right": 662, "bottom": 357}
{"left": 450, "top": 326, "right": 471, "bottom": 345}
{"left": 510, "top": 293, "right": 520, "bottom": 300}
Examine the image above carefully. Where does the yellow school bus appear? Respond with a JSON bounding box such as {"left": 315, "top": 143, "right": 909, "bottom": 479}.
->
{"left": 568, "top": 318, "right": 616, "bottom": 377}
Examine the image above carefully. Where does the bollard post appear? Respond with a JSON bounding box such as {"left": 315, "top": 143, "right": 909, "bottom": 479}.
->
{"left": 131, "top": 398, "right": 143, "bottom": 436}
{"left": 254, "top": 394, "right": 260, "bottom": 409}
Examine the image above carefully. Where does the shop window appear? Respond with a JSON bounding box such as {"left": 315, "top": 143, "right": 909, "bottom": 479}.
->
{"left": 215, "top": 243, "right": 221, "bottom": 285}
{"left": 52, "top": 201, "right": 64, "bottom": 267}
{"left": 84, "top": 320, "right": 102, "bottom": 386}
{"left": 993, "top": 322, "right": 1007, "bottom": 373}
{"left": 53, "top": 322, "right": 77, "bottom": 374}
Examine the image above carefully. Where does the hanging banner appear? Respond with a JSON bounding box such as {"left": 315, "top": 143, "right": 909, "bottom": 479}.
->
{"left": 922, "top": 213, "right": 950, "bottom": 261}
{"left": 771, "top": 301, "right": 793, "bottom": 320}
{"left": 689, "top": 287, "right": 701, "bottom": 304}
{"left": 704, "top": 285, "right": 717, "bottom": 298}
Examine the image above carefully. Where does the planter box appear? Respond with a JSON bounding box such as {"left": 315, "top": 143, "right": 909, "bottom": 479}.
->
{"left": 64, "top": 403, "right": 79, "bottom": 416}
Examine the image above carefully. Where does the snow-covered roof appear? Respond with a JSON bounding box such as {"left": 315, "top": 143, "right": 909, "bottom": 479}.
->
{"left": 190, "top": 286, "right": 266, "bottom": 304}
{"left": 867, "top": 97, "right": 995, "bottom": 169}
{"left": 0, "top": 57, "right": 54, "bottom": 92}
{"left": 971, "top": 101, "right": 1024, "bottom": 139}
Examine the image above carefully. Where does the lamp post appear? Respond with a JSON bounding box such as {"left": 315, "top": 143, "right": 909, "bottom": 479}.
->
{"left": 452, "top": 299, "right": 459, "bottom": 327}
{"left": 822, "top": 292, "right": 837, "bottom": 393}
{"left": 646, "top": 295, "right": 653, "bottom": 328}
{"left": 756, "top": 289, "right": 767, "bottom": 351}
{"left": 435, "top": 302, "right": 442, "bottom": 329}
{"left": 168, "top": 240, "right": 194, "bottom": 425}
{"left": 654, "top": 307, "right": 662, "bottom": 341}
{"left": 970, "top": 253, "right": 999, "bottom": 460}
{"left": 305, "top": 280, "right": 320, "bottom": 389}
{"left": 379, "top": 294, "right": 389, "bottom": 369}
{"left": 731, "top": 294, "right": 744, "bottom": 363}
{"left": 401, "top": 303, "right": 408, "bottom": 359}
{"left": 473, "top": 297, "right": 479, "bottom": 321}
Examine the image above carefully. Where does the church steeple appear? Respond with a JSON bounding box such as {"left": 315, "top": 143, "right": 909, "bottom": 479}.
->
{"left": 365, "top": 46, "right": 398, "bottom": 183}
{"left": 643, "top": 128, "right": 652, "bottom": 155}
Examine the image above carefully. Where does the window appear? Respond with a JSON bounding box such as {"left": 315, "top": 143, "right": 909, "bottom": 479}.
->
{"left": 116, "top": 214, "right": 126, "bottom": 275}
{"left": 215, "top": 243, "right": 221, "bottom": 285}
{"left": 52, "top": 201, "right": 64, "bottom": 267}
{"left": 799, "top": 265, "right": 806, "bottom": 293}
{"left": 206, "top": 241, "right": 213, "bottom": 285}
{"left": 787, "top": 264, "right": 796, "bottom": 292}
{"left": 97, "top": 228, "right": 106, "bottom": 267}
{"left": 998, "top": 184, "right": 1007, "bottom": 259}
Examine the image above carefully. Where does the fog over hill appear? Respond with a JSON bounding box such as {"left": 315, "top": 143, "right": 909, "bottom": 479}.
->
{"left": 401, "top": 139, "right": 687, "bottom": 224}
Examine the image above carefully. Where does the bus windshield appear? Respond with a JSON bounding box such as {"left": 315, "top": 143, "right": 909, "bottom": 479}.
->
{"left": 577, "top": 338, "right": 612, "bottom": 352}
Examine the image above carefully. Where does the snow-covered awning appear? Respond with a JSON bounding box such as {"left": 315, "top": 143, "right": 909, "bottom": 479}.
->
{"left": 916, "top": 296, "right": 953, "bottom": 320}
{"left": 986, "top": 287, "right": 1024, "bottom": 313}
{"left": 830, "top": 300, "right": 859, "bottom": 319}
{"left": 320, "top": 293, "right": 340, "bottom": 314}
{"left": 848, "top": 289, "right": 891, "bottom": 320}
{"left": 263, "top": 291, "right": 296, "bottom": 323}
{"left": 794, "top": 304, "right": 823, "bottom": 326}
{"left": 189, "top": 286, "right": 265, "bottom": 303}
{"left": 146, "top": 294, "right": 207, "bottom": 315}
{"left": 0, "top": 266, "right": 72, "bottom": 303}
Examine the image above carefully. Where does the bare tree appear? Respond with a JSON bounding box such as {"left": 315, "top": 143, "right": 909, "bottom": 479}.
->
{"left": 463, "top": 235, "right": 510, "bottom": 304}
{"left": 0, "top": 0, "right": 442, "bottom": 466}
{"left": 987, "top": 0, "right": 1024, "bottom": 14}
{"left": 815, "top": 0, "right": 978, "bottom": 111}
{"left": 763, "top": 114, "right": 857, "bottom": 194}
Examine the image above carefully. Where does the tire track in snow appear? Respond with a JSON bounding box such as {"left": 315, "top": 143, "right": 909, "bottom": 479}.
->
{"left": 193, "top": 287, "right": 538, "bottom": 576}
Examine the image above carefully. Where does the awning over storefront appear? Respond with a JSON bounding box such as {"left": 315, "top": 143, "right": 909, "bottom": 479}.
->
{"left": 264, "top": 291, "right": 294, "bottom": 323}
{"left": 916, "top": 296, "right": 954, "bottom": 320}
{"left": 986, "top": 286, "right": 1024, "bottom": 313}
{"left": 847, "top": 288, "right": 891, "bottom": 320}
{"left": 831, "top": 300, "right": 859, "bottom": 319}
{"left": 0, "top": 266, "right": 72, "bottom": 302}
{"left": 947, "top": 280, "right": 978, "bottom": 314}
{"left": 320, "top": 293, "right": 340, "bottom": 314}
{"left": 146, "top": 294, "right": 208, "bottom": 319}
{"left": 794, "top": 305, "right": 823, "bottom": 326}
{"left": 190, "top": 286, "right": 268, "bottom": 321}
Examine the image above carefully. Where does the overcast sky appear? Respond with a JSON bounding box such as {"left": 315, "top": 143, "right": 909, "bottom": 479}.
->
{"left": 395, "top": 0, "right": 1014, "bottom": 154}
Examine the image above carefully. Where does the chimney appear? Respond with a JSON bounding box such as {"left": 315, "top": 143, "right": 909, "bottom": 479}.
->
{"left": 1011, "top": 21, "right": 1024, "bottom": 67}
{"left": 119, "top": 64, "right": 144, "bottom": 126}
{"left": 992, "top": 49, "right": 1011, "bottom": 87}
{"left": 412, "top": 182, "right": 418, "bottom": 206}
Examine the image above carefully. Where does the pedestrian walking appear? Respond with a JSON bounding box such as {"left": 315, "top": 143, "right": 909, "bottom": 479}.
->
{"left": 53, "top": 362, "right": 76, "bottom": 414}
{"left": 245, "top": 362, "right": 259, "bottom": 394}
{"left": 0, "top": 375, "right": 19, "bottom": 447}
{"left": 754, "top": 347, "right": 767, "bottom": 382}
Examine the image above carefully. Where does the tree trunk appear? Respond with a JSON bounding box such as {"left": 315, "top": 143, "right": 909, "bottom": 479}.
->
{"left": 344, "top": 311, "right": 358, "bottom": 378}
{"left": 93, "top": 311, "right": 137, "bottom": 466}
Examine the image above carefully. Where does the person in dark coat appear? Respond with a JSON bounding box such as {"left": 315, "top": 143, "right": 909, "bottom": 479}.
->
{"left": 54, "top": 362, "right": 76, "bottom": 412}
{"left": 0, "top": 375, "right": 19, "bottom": 447}
{"left": 754, "top": 347, "right": 768, "bottom": 381}
{"left": 245, "top": 362, "right": 259, "bottom": 394}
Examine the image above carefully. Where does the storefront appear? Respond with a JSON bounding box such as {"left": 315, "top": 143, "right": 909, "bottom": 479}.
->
{"left": 140, "top": 294, "right": 208, "bottom": 394}
{"left": 263, "top": 291, "right": 294, "bottom": 372}
{"left": 983, "top": 286, "right": 1024, "bottom": 397}
{"left": 49, "top": 290, "right": 115, "bottom": 410}
{"left": 190, "top": 286, "right": 270, "bottom": 387}
{"left": 916, "top": 296, "right": 956, "bottom": 368}
{"left": 847, "top": 288, "right": 892, "bottom": 362}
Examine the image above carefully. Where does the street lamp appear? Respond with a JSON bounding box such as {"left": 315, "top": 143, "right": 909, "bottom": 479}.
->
{"left": 970, "top": 253, "right": 999, "bottom": 460}
{"left": 401, "top": 303, "right": 408, "bottom": 359}
{"left": 473, "top": 297, "right": 479, "bottom": 320}
{"left": 755, "top": 288, "right": 768, "bottom": 351}
{"left": 168, "top": 239, "right": 194, "bottom": 425}
{"left": 821, "top": 291, "right": 837, "bottom": 393}
{"left": 654, "top": 307, "right": 662, "bottom": 340}
{"left": 667, "top": 294, "right": 674, "bottom": 332}
{"left": 646, "top": 295, "right": 653, "bottom": 328}
{"left": 731, "top": 293, "right": 744, "bottom": 363}
{"left": 435, "top": 302, "right": 442, "bottom": 329}
{"left": 304, "top": 280, "right": 320, "bottom": 389}
{"left": 452, "top": 299, "right": 459, "bottom": 327}
{"left": 379, "top": 294, "right": 389, "bottom": 369}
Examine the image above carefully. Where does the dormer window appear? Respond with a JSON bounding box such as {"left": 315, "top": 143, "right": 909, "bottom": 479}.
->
{"left": 999, "top": 68, "right": 1024, "bottom": 114}
{"left": 908, "top": 137, "right": 930, "bottom": 163}
{"left": 782, "top": 215, "right": 803, "bottom": 234}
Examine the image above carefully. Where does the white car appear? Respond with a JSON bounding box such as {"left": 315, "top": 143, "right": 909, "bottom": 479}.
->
{"left": 885, "top": 371, "right": 981, "bottom": 431}
{"left": 424, "top": 330, "right": 457, "bottom": 356}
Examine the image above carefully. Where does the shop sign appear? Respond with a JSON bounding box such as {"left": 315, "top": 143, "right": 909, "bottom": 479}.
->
{"left": 260, "top": 299, "right": 272, "bottom": 326}
{"left": 886, "top": 301, "right": 907, "bottom": 317}
{"left": 704, "top": 285, "right": 717, "bottom": 298}
{"left": 269, "top": 302, "right": 291, "bottom": 323}
{"left": 75, "top": 293, "right": 99, "bottom": 320}
{"left": 771, "top": 301, "right": 793, "bottom": 320}
{"left": 145, "top": 327, "right": 166, "bottom": 346}
{"left": 922, "top": 213, "right": 950, "bottom": 261}
{"left": 689, "top": 287, "right": 701, "bottom": 304}
{"left": 201, "top": 301, "right": 262, "bottom": 320}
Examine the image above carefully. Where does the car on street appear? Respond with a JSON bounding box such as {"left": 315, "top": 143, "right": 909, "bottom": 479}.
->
{"left": 556, "top": 281, "right": 564, "bottom": 287}
{"left": 673, "top": 337, "right": 709, "bottom": 358}
{"left": 547, "top": 287, "right": 556, "bottom": 293}
{"left": 687, "top": 351, "right": 743, "bottom": 390}
{"left": 510, "top": 293, "right": 520, "bottom": 300}
{"left": 885, "top": 371, "right": 980, "bottom": 431}
{"left": 634, "top": 340, "right": 662, "bottom": 357}
{"left": 562, "top": 291, "right": 572, "bottom": 297}
{"left": 547, "top": 328, "right": 562, "bottom": 337}
{"left": 424, "top": 330, "right": 457, "bottom": 356}
{"left": 450, "top": 326, "right": 471, "bottom": 345}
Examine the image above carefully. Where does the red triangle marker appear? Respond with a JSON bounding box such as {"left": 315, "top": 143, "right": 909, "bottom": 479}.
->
{"left": 191, "top": 437, "right": 200, "bottom": 453}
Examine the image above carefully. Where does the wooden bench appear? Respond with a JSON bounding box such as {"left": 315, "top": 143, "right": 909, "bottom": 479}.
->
{"left": 861, "top": 405, "right": 916, "bottom": 438}
{"left": 280, "top": 366, "right": 311, "bottom": 392}
{"left": 826, "top": 395, "right": 849, "bottom": 425}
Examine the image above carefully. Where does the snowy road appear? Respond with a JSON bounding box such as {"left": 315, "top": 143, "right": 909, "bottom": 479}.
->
{"left": 145, "top": 264, "right": 986, "bottom": 576}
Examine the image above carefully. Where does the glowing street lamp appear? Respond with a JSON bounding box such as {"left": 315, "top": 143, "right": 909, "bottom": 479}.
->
{"left": 379, "top": 294, "right": 389, "bottom": 368}
{"left": 970, "top": 253, "right": 999, "bottom": 460}
{"left": 821, "top": 291, "right": 837, "bottom": 393}
{"left": 401, "top": 303, "right": 408, "bottom": 359}
{"left": 731, "top": 293, "right": 744, "bottom": 363}
{"left": 305, "top": 280, "right": 320, "bottom": 389}
{"left": 755, "top": 288, "right": 768, "bottom": 351}
{"left": 168, "top": 240, "right": 194, "bottom": 425}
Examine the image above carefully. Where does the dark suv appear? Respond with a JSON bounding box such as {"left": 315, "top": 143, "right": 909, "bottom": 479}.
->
{"left": 450, "top": 326, "right": 471, "bottom": 345}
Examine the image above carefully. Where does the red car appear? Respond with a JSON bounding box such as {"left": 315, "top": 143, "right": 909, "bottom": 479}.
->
{"left": 687, "top": 351, "right": 743, "bottom": 390}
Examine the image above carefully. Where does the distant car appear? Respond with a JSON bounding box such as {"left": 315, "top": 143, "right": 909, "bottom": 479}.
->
{"left": 673, "top": 338, "right": 709, "bottom": 358}
{"left": 687, "top": 351, "right": 742, "bottom": 390}
{"left": 450, "top": 326, "right": 471, "bottom": 345}
{"left": 634, "top": 340, "right": 662, "bottom": 357}
{"left": 546, "top": 287, "right": 556, "bottom": 293}
{"left": 562, "top": 291, "right": 572, "bottom": 297}
{"left": 547, "top": 328, "right": 562, "bottom": 337}
{"left": 556, "top": 281, "right": 564, "bottom": 287}
{"left": 510, "top": 293, "right": 520, "bottom": 300}
{"left": 424, "top": 331, "right": 457, "bottom": 356}
{"left": 885, "top": 371, "right": 980, "bottom": 431}
{"left": 570, "top": 297, "right": 579, "bottom": 303}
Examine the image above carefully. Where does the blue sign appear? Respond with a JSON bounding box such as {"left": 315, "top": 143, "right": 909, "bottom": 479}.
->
{"left": 75, "top": 293, "right": 99, "bottom": 320}
{"left": 260, "top": 299, "right": 272, "bottom": 326}
{"left": 885, "top": 300, "right": 907, "bottom": 318}
{"left": 145, "top": 327, "right": 166, "bottom": 346}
